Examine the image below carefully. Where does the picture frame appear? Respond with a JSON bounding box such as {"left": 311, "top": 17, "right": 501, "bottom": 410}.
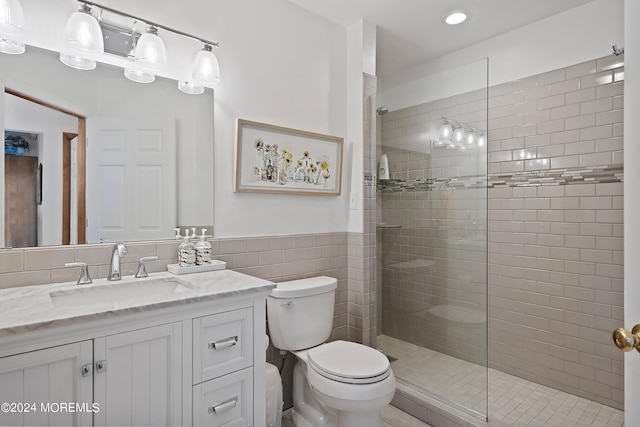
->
{"left": 234, "top": 119, "right": 343, "bottom": 196}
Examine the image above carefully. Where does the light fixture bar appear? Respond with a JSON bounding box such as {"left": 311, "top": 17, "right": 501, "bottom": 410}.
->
{"left": 80, "top": 0, "right": 219, "bottom": 48}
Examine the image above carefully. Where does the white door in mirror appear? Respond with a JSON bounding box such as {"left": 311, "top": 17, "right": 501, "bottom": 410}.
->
{"left": 86, "top": 115, "right": 176, "bottom": 243}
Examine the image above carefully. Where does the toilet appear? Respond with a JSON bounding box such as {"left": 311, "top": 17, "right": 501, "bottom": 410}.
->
{"left": 267, "top": 276, "right": 395, "bottom": 427}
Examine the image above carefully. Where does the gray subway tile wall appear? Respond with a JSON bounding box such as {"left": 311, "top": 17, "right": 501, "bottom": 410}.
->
{"left": 376, "top": 54, "right": 623, "bottom": 410}
{"left": 488, "top": 55, "right": 624, "bottom": 410}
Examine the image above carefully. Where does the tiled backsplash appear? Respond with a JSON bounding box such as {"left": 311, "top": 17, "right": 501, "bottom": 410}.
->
{"left": 377, "top": 54, "right": 624, "bottom": 409}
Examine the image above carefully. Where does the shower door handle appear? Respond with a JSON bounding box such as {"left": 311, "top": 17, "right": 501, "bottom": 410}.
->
{"left": 612, "top": 324, "right": 640, "bottom": 352}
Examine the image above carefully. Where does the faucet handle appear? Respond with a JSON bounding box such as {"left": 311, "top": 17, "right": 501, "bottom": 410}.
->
{"left": 65, "top": 262, "right": 93, "bottom": 285}
{"left": 135, "top": 256, "right": 159, "bottom": 278}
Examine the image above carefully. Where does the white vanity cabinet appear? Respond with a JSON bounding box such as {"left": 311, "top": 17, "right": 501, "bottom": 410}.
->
{"left": 93, "top": 322, "right": 183, "bottom": 426}
{"left": 0, "top": 341, "right": 94, "bottom": 427}
{"left": 0, "top": 270, "right": 273, "bottom": 427}
{"left": 0, "top": 323, "right": 183, "bottom": 427}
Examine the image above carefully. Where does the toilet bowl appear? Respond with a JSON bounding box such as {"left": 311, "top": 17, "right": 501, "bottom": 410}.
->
{"left": 267, "top": 276, "right": 396, "bottom": 427}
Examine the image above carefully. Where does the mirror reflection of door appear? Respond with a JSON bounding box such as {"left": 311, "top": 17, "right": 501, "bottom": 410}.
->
{"left": 86, "top": 116, "right": 176, "bottom": 244}
{"left": 4, "top": 89, "right": 86, "bottom": 247}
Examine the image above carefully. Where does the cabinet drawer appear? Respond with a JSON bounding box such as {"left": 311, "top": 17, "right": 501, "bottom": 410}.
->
{"left": 193, "top": 308, "right": 253, "bottom": 383}
{"left": 193, "top": 367, "right": 253, "bottom": 427}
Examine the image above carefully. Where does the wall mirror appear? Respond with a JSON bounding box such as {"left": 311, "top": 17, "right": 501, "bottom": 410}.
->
{"left": 0, "top": 46, "right": 214, "bottom": 248}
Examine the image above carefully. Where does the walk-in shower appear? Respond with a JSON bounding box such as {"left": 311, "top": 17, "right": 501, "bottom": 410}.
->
{"left": 369, "top": 53, "right": 626, "bottom": 426}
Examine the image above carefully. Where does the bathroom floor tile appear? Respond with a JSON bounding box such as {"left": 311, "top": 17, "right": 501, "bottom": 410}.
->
{"left": 377, "top": 335, "right": 624, "bottom": 427}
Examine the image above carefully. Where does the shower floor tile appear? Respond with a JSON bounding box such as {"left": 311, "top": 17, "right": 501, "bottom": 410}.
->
{"left": 377, "top": 335, "right": 624, "bottom": 427}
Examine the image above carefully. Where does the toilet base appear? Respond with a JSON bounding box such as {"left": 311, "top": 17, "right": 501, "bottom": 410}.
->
{"left": 290, "top": 359, "right": 391, "bottom": 427}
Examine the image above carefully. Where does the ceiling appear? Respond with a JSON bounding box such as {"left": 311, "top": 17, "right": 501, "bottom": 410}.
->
{"left": 288, "top": 0, "right": 597, "bottom": 78}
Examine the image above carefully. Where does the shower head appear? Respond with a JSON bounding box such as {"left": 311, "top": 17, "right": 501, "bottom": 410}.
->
{"left": 376, "top": 106, "right": 389, "bottom": 116}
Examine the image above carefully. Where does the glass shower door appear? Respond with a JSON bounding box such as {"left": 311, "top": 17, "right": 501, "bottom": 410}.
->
{"left": 372, "top": 58, "right": 488, "bottom": 419}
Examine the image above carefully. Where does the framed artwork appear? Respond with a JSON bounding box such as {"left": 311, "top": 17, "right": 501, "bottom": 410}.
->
{"left": 234, "top": 119, "right": 343, "bottom": 196}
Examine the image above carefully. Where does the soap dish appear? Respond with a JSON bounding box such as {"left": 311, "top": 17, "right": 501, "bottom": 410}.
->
{"left": 167, "top": 260, "right": 226, "bottom": 275}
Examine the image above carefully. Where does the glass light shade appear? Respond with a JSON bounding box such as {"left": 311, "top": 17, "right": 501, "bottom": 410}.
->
{"left": 59, "top": 52, "right": 96, "bottom": 70}
{"left": 192, "top": 44, "right": 220, "bottom": 85}
{"left": 124, "top": 67, "right": 155, "bottom": 83}
{"left": 134, "top": 26, "right": 167, "bottom": 71}
{"left": 438, "top": 122, "right": 453, "bottom": 140}
{"left": 465, "top": 129, "right": 477, "bottom": 145}
{"left": 63, "top": 5, "right": 103, "bottom": 55}
{"left": 0, "top": 0, "right": 25, "bottom": 54}
{"left": 477, "top": 133, "right": 486, "bottom": 147}
{"left": 178, "top": 81, "right": 204, "bottom": 95}
{"left": 452, "top": 126, "right": 465, "bottom": 143}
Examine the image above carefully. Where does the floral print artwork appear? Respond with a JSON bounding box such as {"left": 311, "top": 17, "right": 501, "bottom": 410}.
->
{"left": 253, "top": 138, "right": 332, "bottom": 187}
{"left": 236, "top": 119, "right": 342, "bottom": 195}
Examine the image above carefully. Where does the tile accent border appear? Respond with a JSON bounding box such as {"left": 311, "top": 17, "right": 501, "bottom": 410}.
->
{"left": 377, "top": 164, "right": 623, "bottom": 193}
{"left": 489, "top": 164, "right": 623, "bottom": 188}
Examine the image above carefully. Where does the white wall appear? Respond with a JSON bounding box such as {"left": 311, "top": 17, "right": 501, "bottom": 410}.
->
{"left": 379, "top": 0, "right": 624, "bottom": 99}
{"left": 19, "top": 0, "right": 349, "bottom": 238}
{"left": 207, "top": 0, "right": 348, "bottom": 237}
{"left": 4, "top": 95, "right": 77, "bottom": 246}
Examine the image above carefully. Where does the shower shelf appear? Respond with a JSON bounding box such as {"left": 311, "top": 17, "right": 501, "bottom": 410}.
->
{"left": 376, "top": 223, "right": 402, "bottom": 229}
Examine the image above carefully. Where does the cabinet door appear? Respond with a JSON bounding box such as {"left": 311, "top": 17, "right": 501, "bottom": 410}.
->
{"left": 93, "top": 322, "right": 182, "bottom": 426}
{"left": 0, "top": 341, "right": 93, "bottom": 427}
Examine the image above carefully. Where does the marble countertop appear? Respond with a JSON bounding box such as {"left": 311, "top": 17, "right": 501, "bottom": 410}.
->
{"left": 0, "top": 269, "right": 275, "bottom": 338}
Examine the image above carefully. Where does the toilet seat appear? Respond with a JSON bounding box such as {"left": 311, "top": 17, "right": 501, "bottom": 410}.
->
{"left": 307, "top": 341, "right": 391, "bottom": 384}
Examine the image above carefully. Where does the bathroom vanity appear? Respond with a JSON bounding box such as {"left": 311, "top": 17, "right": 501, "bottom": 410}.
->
{"left": 0, "top": 270, "right": 275, "bottom": 426}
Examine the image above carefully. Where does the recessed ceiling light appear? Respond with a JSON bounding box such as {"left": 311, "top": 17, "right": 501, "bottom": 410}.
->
{"left": 445, "top": 11, "right": 468, "bottom": 25}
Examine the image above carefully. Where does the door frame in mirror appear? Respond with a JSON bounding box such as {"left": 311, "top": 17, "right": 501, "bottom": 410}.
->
{"left": 4, "top": 88, "right": 86, "bottom": 246}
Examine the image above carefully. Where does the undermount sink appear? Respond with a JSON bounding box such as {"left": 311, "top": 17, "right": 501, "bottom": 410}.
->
{"left": 49, "top": 279, "right": 195, "bottom": 309}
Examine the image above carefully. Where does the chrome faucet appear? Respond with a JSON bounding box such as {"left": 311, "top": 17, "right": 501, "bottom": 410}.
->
{"left": 107, "top": 243, "right": 128, "bottom": 281}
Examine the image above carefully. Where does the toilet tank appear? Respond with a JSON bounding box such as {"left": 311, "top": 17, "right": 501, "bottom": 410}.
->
{"left": 267, "top": 276, "right": 337, "bottom": 351}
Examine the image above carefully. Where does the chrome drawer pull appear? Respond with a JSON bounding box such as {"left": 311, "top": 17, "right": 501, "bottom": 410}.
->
{"left": 208, "top": 397, "right": 238, "bottom": 414}
{"left": 208, "top": 335, "right": 238, "bottom": 350}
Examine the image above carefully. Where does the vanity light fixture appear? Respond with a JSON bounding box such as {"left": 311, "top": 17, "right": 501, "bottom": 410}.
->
{"left": 0, "top": 0, "right": 26, "bottom": 54}
{"left": 124, "top": 67, "right": 155, "bottom": 83}
{"left": 477, "top": 133, "right": 486, "bottom": 147}
{"left": 452, "top": 126, "right": 465, "bottom": 143}
{"left": 178, "top": 80, "right": 204, "bottom": 95}
{"left": 445, "top": 11, "right": 468, "bottom": 25}
{"left": 465, "top": 128, "right": 477, "bottom": 145}
{"left": 60, "top": 3, "right": 104, "bottom": 70}
{"left": 192, "top": 44, "right": 220, "bottom": 85}
{"left": 438, "top": 120, "right": 453, "bottom": 141}
{"left": 58, "top": 1, "right": 221, "bottom": 93}
{"left": 134, "top": 25, "right": 166, "bottom": 71}
{"left": 438, "top": 117, "right": 486, "bottom": 151}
